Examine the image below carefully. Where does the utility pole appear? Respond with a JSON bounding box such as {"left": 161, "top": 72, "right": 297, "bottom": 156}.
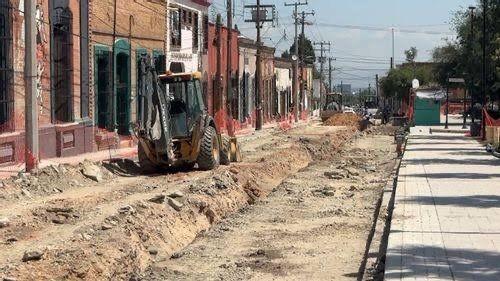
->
{"left": 468, "top": 6, "right": 476, "bottom": 125}
{"left": 216, "top": 14, "right": 222, "bottom": 117}
{"left": 255, "top": 1, "right": 262, "bottom": 130}
{"left": 244, "top": 2, "right": 275, "bottom": 130}
{"left": 375, "top": 74, "right": 379, "bottom": 106}
{"left": 25, "top": 0, "right": 38, "bottom": 171}
{"left": 285, "top": 1, "right": 308, "bottom": 122}
{"left": 328, "top": 57, "right": 335, "bottom": 92}
{"left": 481, "top": 0, "right": 488, "bottom": 139}
{"left": 391, "top": 27, "right": 395, "bottom": 69}
{"left": 226, "top": 0, "right": 234, "bottom": 135}
{"left": 298, "top": 10, "right": 314, "bottom": 114}
{"left": 314, "top": 41, "right": 331, "bottom": 109}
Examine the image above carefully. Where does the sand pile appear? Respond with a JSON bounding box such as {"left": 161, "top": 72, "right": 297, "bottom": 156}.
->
{"left": 324, "top": 113, "right": 361, "bottom": 127}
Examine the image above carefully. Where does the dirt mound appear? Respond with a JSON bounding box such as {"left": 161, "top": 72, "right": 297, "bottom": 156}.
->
{"left": 324, "top": 113, "right": 361, "bottom": 127}
{"left": 363, "top": 124, "right": 399, "bottom": 136}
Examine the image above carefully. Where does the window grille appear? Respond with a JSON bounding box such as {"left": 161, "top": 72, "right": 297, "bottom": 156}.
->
{"left": 52, "top": 6, "right": 74, "bottom": 123}
{"left": 193, "top": 12, "right": 199, "bottom": 50}
{"left": 0, "top": 1, "right": 13, "bottom": 132}
{"left": 170, "top": 9, "right": 181, "bottom": 48}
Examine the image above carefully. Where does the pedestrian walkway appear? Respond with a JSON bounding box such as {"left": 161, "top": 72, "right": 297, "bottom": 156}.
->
{"left": 385, "top": 126, "right": 500, "bottom": 281}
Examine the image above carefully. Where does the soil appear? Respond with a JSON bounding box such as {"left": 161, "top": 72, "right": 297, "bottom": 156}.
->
{"left": 140, "top": 131, "right": 397, "bottom": 281}
{"left": 0, "top": 121, "right": 397, "bottom": 281}
{"left": 323, "top": 113, "right": 361, "bottom": 127}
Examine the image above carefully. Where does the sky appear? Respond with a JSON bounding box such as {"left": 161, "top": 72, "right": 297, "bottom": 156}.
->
{"left": 210, "top": 0, "right": 478, "bottom": 89}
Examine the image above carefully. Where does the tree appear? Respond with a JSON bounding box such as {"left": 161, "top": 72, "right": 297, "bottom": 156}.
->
{"left": 281, "top": 34, "right": 316, "bottom": 65}
{"left": 405, "top": 47, "right": 418, "bottom": 63}
{"left": 432, "top": 43, "right": 464, "bottom": 86}
{"left": 431, "top": 0, "right": 499, "bottom": 102}
{"left": 380, "top": 61, "right": 435, "bottom": 100}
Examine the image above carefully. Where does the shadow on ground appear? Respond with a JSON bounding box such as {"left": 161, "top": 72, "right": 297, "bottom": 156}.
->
{"left": 409, "top": 135, "right": 469, "bottom": 140}
{"left": 405, "top": 147, "right": 483, "bottom": 152}
{"left": 101, "top": 158, "right": 194, "bottom": 177}
{"left": 406, "top": 172, "right": 500, "bottom": 180}
{"left": 409, "top": 141, "right": 473, "bottom": 146}
{"left": 405, "top": 158, "right": 500, "bottom": 166}
{"left": 385, "top": 246, "right": 500, "bottom": 280}
{"left": 402, "top": 195, "right": 500, "bottom": 208}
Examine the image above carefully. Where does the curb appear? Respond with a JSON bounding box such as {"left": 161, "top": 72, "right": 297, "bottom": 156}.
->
{"left": 359, "top": 138, "right": 407, "bottom": 281}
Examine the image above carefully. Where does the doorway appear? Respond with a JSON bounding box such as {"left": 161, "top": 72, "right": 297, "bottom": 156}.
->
{"left": 0, "top": 0, "right": 13, "bottom": 132}
{"left": 51, "top": 2, "right": 73, "bottom": 123}
{"left": 94, "top": 46, "right": 112, "bottom": 130}
{"left": 116, "top": 53, "right": 130, "bottom": 135}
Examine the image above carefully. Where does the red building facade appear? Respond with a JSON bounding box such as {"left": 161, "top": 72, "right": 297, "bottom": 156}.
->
{"left": 206, "top": 22, "right": 239, "bottom": 133}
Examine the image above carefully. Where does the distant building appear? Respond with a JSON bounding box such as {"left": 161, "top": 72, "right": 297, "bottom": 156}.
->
{"left": 274, "top": 58, "right": 293, "bottom": 117}
{"left": 238, "top": 37, "right": 258, "bottom": 123}
{"left": 336, "top": 84, "right": 352, "bottom": 95}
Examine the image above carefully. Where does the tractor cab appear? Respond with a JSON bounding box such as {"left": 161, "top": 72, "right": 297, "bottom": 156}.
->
{"left": 158, "top": 72, "right": 205, "bottom": 138}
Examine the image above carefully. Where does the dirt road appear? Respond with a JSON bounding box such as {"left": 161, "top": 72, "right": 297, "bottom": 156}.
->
{"left": 0, "top": 121, "right": 396, "bottom": 280}
{"left": 141, "top": 133, "right": 397, "bottom": 281}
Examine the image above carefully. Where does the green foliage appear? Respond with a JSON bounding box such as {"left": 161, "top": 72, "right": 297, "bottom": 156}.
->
{"left": 431, "top": 0, "right": 499, "bottom": 102}
{"left": 380, "top": 61, "right": 436, "bottom": 99}
{"left": 405, "top": 47, "right": 418, "bottom": 63}
{"left": 281, "top": 34, "right": 316, "bottom": 65}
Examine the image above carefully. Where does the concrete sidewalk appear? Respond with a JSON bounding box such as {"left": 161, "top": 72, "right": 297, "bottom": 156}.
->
{"left": 385, "top": 126, "right": 500, "bottom": 281}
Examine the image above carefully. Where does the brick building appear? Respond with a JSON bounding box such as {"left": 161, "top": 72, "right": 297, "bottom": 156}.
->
{"left": 0, "top": 0, "right": 91, "bottom": 165}
{"left": 238, "top": 37, "right": 257, "bottom": 124}
{"left": 260, "top": 45, "right": 275, "bottom": 122}
{"left": 206, "top": 21, "right": 239, "bottom": 133}
{"left": 89, "top": 0, "right": 167, "bottom": 149}
{"left": 301, "top": 64, "right": 314, "bottom": 117}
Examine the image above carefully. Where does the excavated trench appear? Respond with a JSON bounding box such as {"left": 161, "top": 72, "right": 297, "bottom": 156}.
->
{"left": 1, "top": 124, "right": 361, "bottom": 280}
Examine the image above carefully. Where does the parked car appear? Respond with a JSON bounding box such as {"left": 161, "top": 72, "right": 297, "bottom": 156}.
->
{"left": 343, "top": 107, "right": 356, "bottom": 114}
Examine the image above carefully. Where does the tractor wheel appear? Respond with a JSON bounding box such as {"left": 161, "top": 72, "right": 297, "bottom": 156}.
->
{"left": 219, "top": 135, "right": 231, "bottom": 165}
{"left": 197, "top": 126, "right": 220, "bottom": 170}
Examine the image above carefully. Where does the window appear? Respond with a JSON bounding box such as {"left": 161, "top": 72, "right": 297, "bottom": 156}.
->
{"left": 182, "top": 9, "right": 187, "bottom": 24}
{"left": 95, "top": 48, "right": 112, "bottom": 130}
{"left": 188, "top": 11, "right": 192, "bottom": 24}
{"left": 202, "top": 14, "right": 209, "bottom": 51}
{"left": 153, "top": 50, "right": 166, "bottom": 74}
{"left": 51, "top": 3, "right": 74, "bottom": 123}
{"left": 192, "top": 12, "right": 199, "bottom": 50}
{"left": 0, "top": 1, "right": 13, "bottom": 132}
{"left": 170, "top": 9, "right": 181, "bottom": 48}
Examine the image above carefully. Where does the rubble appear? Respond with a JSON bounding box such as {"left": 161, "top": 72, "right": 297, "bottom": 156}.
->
{"left": 22, "top": 251, "right": 44, "bottom": 262}
{"left": 81, "top": 161, "right": 103, "bottom": 182}
{"left": 149, "top": 194, "right": 166, "bottom": 204}
{"left": 0, "top": 121, "right": 376, "bottom": 279}
{"left": 118, "top": 205, "right": 136, "bottom": 215}
{"left": 168, "top": 191, "right": 184, "bottom": 199}
{"left": 0, "top": 217, "right": 10, "bottom": 228}
{"left": 167, "top": 198, "right": 184, "bottom": 211}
